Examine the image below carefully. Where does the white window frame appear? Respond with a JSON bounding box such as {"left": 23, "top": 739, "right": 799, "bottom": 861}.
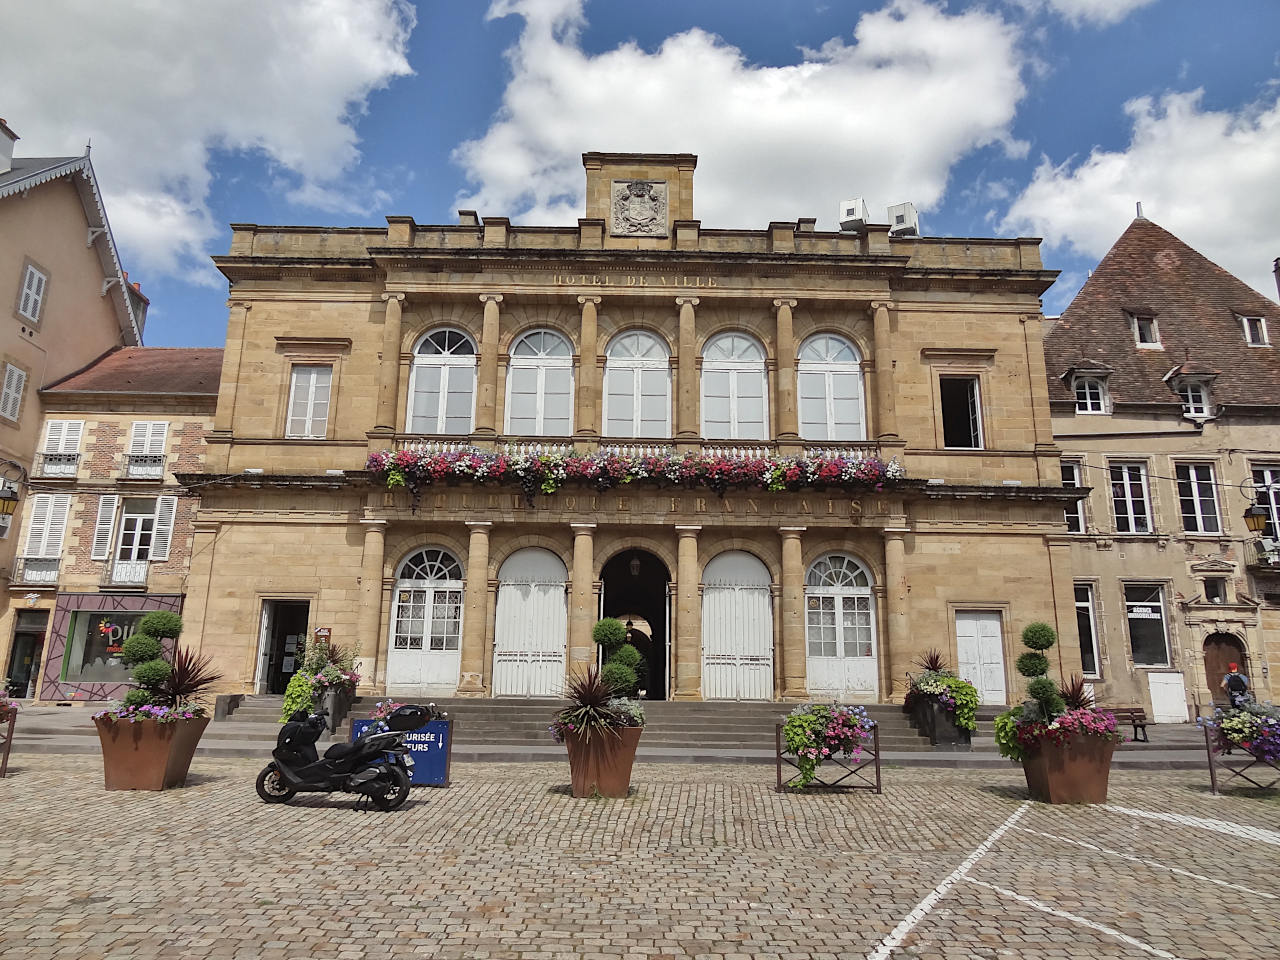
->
{"left": 18, "top": 264, "right": 47, "bottom": 323}
{"left": 1252, "top": 464, "right": 1280, "bottom": 540}
{"left": 700, "top": 332, "right": 769, "bottom": 441}
{"left": 1240, "top": 315, "right": 1270, "bottom": 347}
{"left": 1074, "top": 583, "right": 1102, "bottom": 679}
{"left": 40, "top": 420, "right": 84, "bottom": 478}
{"left": 1073, "top": 376, "right": 1108, "bottom": 414}
{"left": 23, "top": 493, "right": 71, "bottom": 559}
{"left": 0, "top": 363, "right": 26, "bottom": 421}
{"left": 91, "top": 494, "right": 178, "bottom": 565}
{"left": 1174, "top": 462, "right": 1221, "bottom": 534}
{"left": 1176, "top": 380, "right": 1211, "bottom": 417}
{"left": 407, "top": 328, "right": 477, "bottom": 435}
{"left": 286, "top": 364, "right": 333, "bottom": 439}
{"left": 1109, "top": 461, "right": 1153, "bottom": 534}
{"left": 1124, "top": 582, "right": 1171, "bottom": 667}
{"left": 602, "top": 330, "right": 671, "bottom": 438}
{"left": 1061, "top": 461, "right": 1086, "bottom": 533}
{"left": 1130, "top": 313, "right": 1161, "bottom": 348}
{"left": 797, "top": 334, "right": 866, "bottom": 442}
{"left": 504, "top": 330, "right": 575, "bottom": 437}
{"left": 938, "top": 375, "right": 983, "bottom": 450}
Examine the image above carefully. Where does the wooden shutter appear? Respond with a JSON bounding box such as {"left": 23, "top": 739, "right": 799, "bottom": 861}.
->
{"left": 151, "top": 496, "right": 178, "bottom": 561}
{"left": 130, "top": 421, "right": 168, "bottom": 454}
{"left": 91, "top": 495, "right": 120, "bottom": 560}
{"left": 44, "top": 420, "right": 84, "bottom": 454}
{"left": 0, "top": 364, "right": 26, "bottom": 420}
{"left": 20, "top": 266, "right": 46, "bottom": 320}
{"left": 24, "top": 493, "right": 70, "bottom": 558}
{"left": 23, "top": 494, "right": 51, "bottom": 556}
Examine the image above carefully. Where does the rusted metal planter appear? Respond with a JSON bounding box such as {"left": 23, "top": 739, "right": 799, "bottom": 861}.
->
{"left": 94, "top": 716, "right": 210, "bottom": 791}
{"left": 1021, "top": 734, "right": 1115, "bottom": 804}
{"left": 563, "top": 726, "right": 642, "bottom": 798}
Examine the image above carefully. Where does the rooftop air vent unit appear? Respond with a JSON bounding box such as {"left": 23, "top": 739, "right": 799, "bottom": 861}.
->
{"left": 887, "top": 201, "right": 919, "bottom": 237}
{"left": 838, "top": 197, "right": 869, "bottom": 232}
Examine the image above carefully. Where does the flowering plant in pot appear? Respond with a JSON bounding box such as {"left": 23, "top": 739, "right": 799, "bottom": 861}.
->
{"left": 903, "top": 649, "right": 978, "bottom": 749}
{"left": 548, "top": 667, "right": 645, "bottom": 798}
{"left": 994, "top": 622, "right": 1121, "bottom": 804}
{"left": 92, "top": 612, "right": 224, "bottom": 791}
{"left": 1201, "top": 700, "right": 1280, "bottom": 765}
{"left": 781, "top": 703, "right": 877, "bottom": 787}
{"left": 279, "top": 639, "right": 361, "bottom": 729}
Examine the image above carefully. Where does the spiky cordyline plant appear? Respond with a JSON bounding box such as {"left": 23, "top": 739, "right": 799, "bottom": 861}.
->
{"left": 914, "top": 648, "right": 947, "bottom": 673}
{"left": 555, "top": 667, "right": 625, "bottom": 742}
{"left": 156, "top": 646, "right": 223, "bottom": 710}
{"left": 1057, "top": 674, "right": 1095, "bottom": 711}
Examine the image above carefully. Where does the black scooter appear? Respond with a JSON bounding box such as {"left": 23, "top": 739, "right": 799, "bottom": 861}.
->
{"left": 255, "top": 703, "right": 440, "bottom": 810}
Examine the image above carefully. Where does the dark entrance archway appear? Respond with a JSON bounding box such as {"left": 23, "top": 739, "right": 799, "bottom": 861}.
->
{"left": 601, "top": 549, "right": 671, "bottom": 700}
{"left": 1203, "top": 633, "right": 1247, "bottom": 706}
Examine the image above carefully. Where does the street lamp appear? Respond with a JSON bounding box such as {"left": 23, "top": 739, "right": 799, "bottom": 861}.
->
{"left": 0, "top": 486, "right": 17, "bottom": 517}
{"left": 1243, "top": 504, "right": 1269, "bottom": 534}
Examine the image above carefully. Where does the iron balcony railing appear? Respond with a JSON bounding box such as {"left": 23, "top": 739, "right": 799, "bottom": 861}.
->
{"left": 101, "top": 558, "right": 149, "bottom": 587}
{"left": 36, "top": 453, "right": 80, "bottom": 478}
{"left": 391, "top": 436, "right": 883, "bottom": 461}
{"left": 14, "top": 557, "right": 60, "bottom": 585}
{"left": 125, "top": 454, "right": 166, "bottom": 479}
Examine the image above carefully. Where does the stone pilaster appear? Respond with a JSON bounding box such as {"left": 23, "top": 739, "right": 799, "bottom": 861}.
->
{"left": 568, "top": 524, "right": 597, "bottom": 676}
{"left": 774, "top": 299, "right": 799, "bottom": 443}
{"left": 458, "top": 521, "right": 492, "bottom": 696}
{"left": 674, "top": 525, "right": 701, "bottom": 699}
{"left": 883, "top": 528, "right": 910, "bottom": 701}
{"left": 779, "top": 526, "right": 807, "bottom": 698}
{"left": 872, "top": 301, "right": 898, "bottom": 440}
{"left": 675, "top": 297, "right": 699, "bottom": 440}
{"left": 475, "top": 294, "right": 503, "bottom": 437}
{"left": 356, "top": 519, "right": 386, "bottom": 693}
{"left": 575, "top": 296, "right": 601, "bottom": 440}
{"left": 376, "top": 293, "right": 405, "bottom": 431}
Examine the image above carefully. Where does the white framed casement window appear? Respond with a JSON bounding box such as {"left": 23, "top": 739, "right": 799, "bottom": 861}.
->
{"left": 1240, "top": 315, "right": 1269, "bottom": 346}
{"left": 938, "top": 375, "right": 983, "bottom": 449}
{"left": 91, "top": 495, "right": 178, "bottom": 585}
{"left": 1073, "top": 376, "right": 1108, "bottom": 414}
{"left": 0, "top": 363, "right": 27, "bottom": 421}
{"left": 286, "top": 364, "right": 332, "bottom": 439}
{"left": 40, "top": 419, "right": 84, "bottom": 478}
{"left": 700, "top": 331, "right": 768, "bottom": 441}
{"left": 1109, "top": 461, "right": 1152, "bottom": 534}
{"left": 1176, "top": 380, "right": 1211, "bottom": 417}
{"left": 1074, "top": 583, "right": 1102, "bottom": 678}
{"left": 21, "top": 492, "right": 70, "bottom": 583}
{"left": 797, "top": 334, "right": 866, "bottom": 442}
{"left": 505, "top": 330, "right": 573, "bottom": 436}
{"left": 127, "top": 421, "right": 169, "bottom": 479}
{"left": 1252, "top": 464, "right": 1280, "bottom": 539}
{"left": 603, "top": 330, "right": 671, "bottom": 438}
{"left": 17, "top": 263, "right": 47, "bottom": 323}
{"left": 1060, "top": 461, "right": 1086, "bottom": 533}
{"left": 1175, "top": 462, "right": 1221, "bottom": 533}
{"left": 1129, "top": 313, "right": 1161, "bottom": 348}
{"left": 1124, "top": 583, "right": 1171, "bottom": 666}
{"left": 408, "top": 328, "right": 476, "bottom": 434}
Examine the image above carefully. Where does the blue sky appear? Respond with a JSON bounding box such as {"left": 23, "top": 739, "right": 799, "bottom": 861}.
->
{"left": 5, "top": 0, "right": 1279, "bottom": 347}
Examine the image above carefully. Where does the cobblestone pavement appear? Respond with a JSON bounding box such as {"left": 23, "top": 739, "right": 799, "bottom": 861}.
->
{"left": 1, "top": 756, "right": 1277, "bottom": 960}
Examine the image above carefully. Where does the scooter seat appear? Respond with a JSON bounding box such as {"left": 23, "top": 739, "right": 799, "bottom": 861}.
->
{"left": 323, "top": 740, "right": 359, "bottom": 761}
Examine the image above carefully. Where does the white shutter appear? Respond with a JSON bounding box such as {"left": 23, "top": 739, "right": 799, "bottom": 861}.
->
{"left": 23, "top": 494, "right": 51, "bottom": 556}
{"left": 0, "top": 365, "right": 26, "bottom": 420}
{"left": 44, "top": 419, "right": 85, "bottom": 454}
{"left": 20, "top": 266, "right": 46, "bottom": 320}
{"left": 146, "top": 421, "right": 168, "bottom": 454}
{"left": 130, "top": 421, "right": 168, "bottom": 455}
{"left": 25, "top": 493, "right": 70, "bottom": 559}
{"left": 151, "top": 496, "right": 178, "bottom": 561}
{"left": 91, "top": 495, "right": 120, "bottom": 560}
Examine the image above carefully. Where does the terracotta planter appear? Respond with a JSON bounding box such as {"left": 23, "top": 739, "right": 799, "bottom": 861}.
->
{"left": 563, "top": 726, "right": 643, "bottom": 798}
{"left": 1021, "top": 734, "right": 1116, "bottom": 804}
{"left": 94, "top": 716, "right": 210, "bottom": 791}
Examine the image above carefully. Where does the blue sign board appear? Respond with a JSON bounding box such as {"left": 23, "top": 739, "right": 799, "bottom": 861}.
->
{"left": 350, "top": 718, "right": 453, "bottom": 786}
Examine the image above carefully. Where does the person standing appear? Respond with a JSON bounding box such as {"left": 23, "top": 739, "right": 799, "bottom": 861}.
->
{"left": 1221, "top": 662, "right": 1251, "bottom": 709}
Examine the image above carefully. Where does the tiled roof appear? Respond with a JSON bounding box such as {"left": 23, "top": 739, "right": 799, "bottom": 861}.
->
{"left": 1044, "top": 218, "right": 1280, "bottom": 406}
{"left": 43, "top": 347, "right": 223, "bottom": 395}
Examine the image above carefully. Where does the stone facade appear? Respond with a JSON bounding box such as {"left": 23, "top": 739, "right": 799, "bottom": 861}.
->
{"left": 182, "top": 152, "right": 1080, "bottom": 705}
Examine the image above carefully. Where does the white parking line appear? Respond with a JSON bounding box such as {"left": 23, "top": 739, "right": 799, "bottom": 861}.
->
{"left": 962, "top": 877, "right": 1188, "bottom": 960}
{"left": 1011, "top": 825, "right": 1279, "bottom": 900}
{"left": 863, "top": 801, "right": 1030, "bottom": 960}
{"left": 1103, "top": 804, "right": 1280, "bottom": 846}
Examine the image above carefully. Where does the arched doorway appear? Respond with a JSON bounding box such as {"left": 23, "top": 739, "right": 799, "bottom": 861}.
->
{"left": 1204, "top": 633, "right": 1247, "bottom": 706}
{"left": 493, "top": 547, "right": 568, "bottom": 697}
{"left": 387, "top": 547, "right": 465, "bottom": 697}
{"left": 702, "top": 550, "right": 774, "bottom": 700}
{"left": 601, "top": 549, "right": 671, "bottom": 699}
{"left": 804, "top": 553, "right": 877, "bottom": 700}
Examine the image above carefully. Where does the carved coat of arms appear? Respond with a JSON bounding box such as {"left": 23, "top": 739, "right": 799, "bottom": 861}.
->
{"left": 611, "top": 180, "right": 668, "bottom": 237}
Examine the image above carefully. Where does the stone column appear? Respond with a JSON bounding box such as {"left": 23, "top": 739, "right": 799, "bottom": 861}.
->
{"left": 779, "top": 526, "right": 807, "bottom": 698}
{"left": 674, "top": 525, "right": 702, "bottom": 699}
{"left": 872, "top": 301, "right": 898, "bottom": 439}
{"left": 475, "top": 294, "right": 503, "bottom": 437}
{"left": 774, "top": 299, "right": 799, "bottom": 442}
{"left": 883, "top": 529, "right": 910, "bottom": 701}
{"left": 376, "top": 293, "right": 405, "bottom": 431}
{"left": 458, "top": 521, "right": 492, "bottom": 695}
{"left": 211, "top": 303, "right": 250, "bottom": 469}
{"left": 356, "top": 519, "right": 387, "bottom": 693}
{"left": 575, "top": 296, "right": 601, "bottom": 440}
{"left": 675, "top": 297, "right": 700, "bottom": 440}
{"left": 568, "top": 524, "right": 596, "bottom": 677}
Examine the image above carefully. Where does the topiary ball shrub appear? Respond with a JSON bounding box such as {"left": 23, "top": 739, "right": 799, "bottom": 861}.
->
{"left": 121, "top": 688, "right": 154, "bottom": 708}
{"left": 136, "top": 610, "right": 184, "bottom": 641}
{"left": 592, "top": 618, "right": 627, "bottom": 651}
{"left": 610, "top": 644, "right": 643, "bottom": 670}
{"left": 1021, "top": 622, "right": 1057, "bottom": 651}
{"left": 600, "top": 661, "right": 638, "bottom": 697}
{"left": 120, "top": 633, "right": 164, "bottom": 667}
{"left": 1016, "top": 652, "right": 1050, "bottom": 678}
{"left": 131, "top": 659, "right": 173, "bottom": 688}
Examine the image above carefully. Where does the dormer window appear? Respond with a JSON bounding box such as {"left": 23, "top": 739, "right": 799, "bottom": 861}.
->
{"left": 1130, "top": 313, "right": 1161, "bottom": 347}
{"left": 1177, "top": 380, "right": 1211, "bottom": 417}
{"left": 1241, "top": 315, "right": 1269, "bottom": 346}
{"left": 1073, "top": 376, "right": 1109, "bottom": 414}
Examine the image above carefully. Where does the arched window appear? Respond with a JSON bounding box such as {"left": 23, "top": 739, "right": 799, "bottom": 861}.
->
{"left": 391, "top": 548, "right": 464, "bottom": 653}
{"left": 603, "top": 330, "right": 671, "bottom": 437}
{"left": 798, "top": 334, "right": 865, "bottom": 441}
{"left": 1073, "top": 376, "right": 1107, "bottom": 414}
{"left": 701, "top": 332, "right": 767, "bottom": 440}
{"left": 408, "top": 329, "right": 476, "bottom": 434}
{"left": 804, "top": 554, "right": 876, "bottom": 698}
{"left": 506, "top": 330, "right": 573, "bottom": 436}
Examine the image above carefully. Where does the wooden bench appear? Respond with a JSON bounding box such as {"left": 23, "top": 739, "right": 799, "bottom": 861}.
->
{"left": 1110, "top": 707, "right": 1149, "bottom": 743}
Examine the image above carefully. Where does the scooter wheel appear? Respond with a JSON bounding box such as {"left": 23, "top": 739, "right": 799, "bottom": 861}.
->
{"left": 371, "top": 766, "right": 411, "bottom": 811}
{"left": 255, "top": 764, "right": 296, "bottom": 804}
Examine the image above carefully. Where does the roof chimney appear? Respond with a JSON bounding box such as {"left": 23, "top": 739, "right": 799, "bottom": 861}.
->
{"left": 1135, "top": 201, "right": 1145, "bottom": 220}
{"left": 0, "top": 119, "right": 17, "bottom": 175}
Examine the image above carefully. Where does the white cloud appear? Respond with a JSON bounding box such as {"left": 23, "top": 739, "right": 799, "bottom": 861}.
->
{"left": 455, "top": 0, "right": 1028, "bottom": 231}
{"left": 0, "top": 0, "right": 414, "bottom": 282}
{"left": 1010, "top": 0, "right": 1158, "bottom": 27}
{"left": 1001, "top": 89, "right": 1280, "bottom": 300}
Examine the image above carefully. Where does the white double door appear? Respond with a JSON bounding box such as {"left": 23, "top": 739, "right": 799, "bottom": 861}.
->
{"left": 386, "top": 584, "right": 464, "bottom": 696}
{"left": 956, "top": 611, "right": 1007, "bottom": 705}
{"left": 702, "top": 583, "right": 774, "bottom": 700}
{"left": 492, "top": 580, "right": 568, "bottom": 697}
{"left": 806, "top": 592, "right": 878, "bottom": 701}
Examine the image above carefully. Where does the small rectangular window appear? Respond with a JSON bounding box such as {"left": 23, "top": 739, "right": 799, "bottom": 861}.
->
{"left": 1074, "top": 584, "right": 1101, "bottom": 678}
{"left": 1242, "top": 316, "right": 1269, "bottom": 346}
{"left": 1110, "top": 461, "right": 1152, "bottom": 534}
{"left": 1074, "top": 377, "right": 1107, "bottom": 413}
{"left": 1125, "top": 583, "right": 1170, "bottom": 666}
{"left": 1204, "top": 578, "right": 1227, "bottom": 604}
{"left": 18, "top": 264, "right": 47, "bottom": 323}
{"left": 0, "top": 363, "right": 27, "bottom": 421}
{"left": 1061, "top": 462, "right": 1085, "bottom": 533}
{"left": 286, "top": 365, "right": 332, "bottom": 438}
{"left": 1132, "top": 314, "right": 1160, "bottom": 346}
{"left": 1177, "top": 382, "right": 1210, "bottom": 416}
{"left": 1175, "top": 462, "right": 1221, "bottom": 533}
{"left": 939, "top": 376, "right": 982, "bottom": 449}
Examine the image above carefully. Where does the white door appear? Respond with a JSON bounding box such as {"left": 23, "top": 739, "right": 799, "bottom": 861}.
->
{"left": 386, "top": 548, "right": 465, "bottom": 697}
{"left": 493, "top": 547, "right": 568, "bottom": 697}
{"left": 701, "top": 550, "right": 774, "bottom": 700}
{"left": 804, "top": 554, "right": 877, "bottom": 701}
{"left": 1147, "top": 672, "right": 1188, "bottom": 723}
{"left": 956, "top": 611, "right": 1007, "bottom": 705}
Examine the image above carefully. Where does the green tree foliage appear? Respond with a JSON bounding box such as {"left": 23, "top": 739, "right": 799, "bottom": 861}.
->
{"left": 592, "top": 618, "right": 627, "bottom": 650}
